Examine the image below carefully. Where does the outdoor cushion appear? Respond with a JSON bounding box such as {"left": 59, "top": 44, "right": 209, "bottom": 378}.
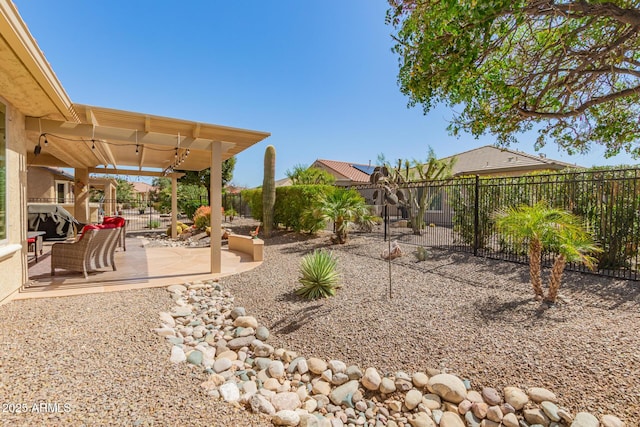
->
{"left": 103, "top": 216, "right": 125, "bottom": 228}
{"left": 78, "top": 224, "right": 100, "bottom": 241}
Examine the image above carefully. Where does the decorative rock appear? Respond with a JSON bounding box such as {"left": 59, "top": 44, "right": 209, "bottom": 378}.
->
{"left": 481, "top": 387, "right": 501, "bottom": 406}
{"left": 272, "top": 392, "right": 302, "bottom": 411}
{"left": 503, "top": 387, "right": 529, "bottom": 410}
{"left": 167, "top": 284, "right": 187, "bottom": 293}
{"left": 439, "top": 411, "right": 465, "bottom": 427}
{"left": 254, "top": 343, "right": 275, "bottom": 357}
{"left": 541, "top": 401, "right": 561, "bottom": 422}
{"left": 464, "top": 411, "right": 481, "bottom": 427}
{"left": 228, "top": 335, "right": 256, "bottom": 350}
{"left": 404, "top": 389, "right": 423, "bottom": 410}
{"left": 264, "top": 378, "right": 281, "bottom": 391}
{"left": 256, "top": 326, "right": 270, "bottom": 341}
{"left": 251, "top": 394, "right": 276, "bottom": 415}
{"left": 467, "top": 390, "right": 483, "bottom": 403}
{"left": 379, "top": 377, "right": 396, "bottom": 394}
{"left": 159, "top": 312, "right": 176, "bottom": 326}
{"left": 346, "top": 365, "right": 363, "bottom": 380}
{"left": 170, "top": 346, "right": 186, "bottom": 363}
{"left": 523, "top": 408, "right": 550, "bottom": 425}
{"left": 412, "top": 372, "right": 429, "bottom": 389}
{"left": 331, "top": 373, "right": 349, "bottom": 386}
{"left": 308, "top": 358, "right": 328, "bottom": 375}
{"left": 273, "top": 410, "right": 300, "bottom": 426}
{"left": 458, "top": 399, "right": 472, "bottom": 414}
{"left": 527, "top": 387, "right": 557, "bottom": 403}
{"left": 213, "top": 357, "right": 232, "bottom": 373}
{"left": 486, "top": 405, "right": 503, "bottom": 422}
{"left": 501, "top": 413, "right": 519, "bottom": 427}
{"left": 362, "top": 367, "right": 382, "bottom": 391}
{"left": 329, "top": 380, "right": 359, "bottom": 407}
{"left": 328, "top": 360, "right": 347, "bottom": 374}
{"left": 186, "top": 350, "right": 203, "bottom": 366}
{"left": 296, "top": 359, "right": 309, "bottom": 375}
{"left": 312, "top": 381, "right": 332, "bottom": 396}
{"left": 171, "top": 306, "right": 192, "bottom": 317}
{"left": 408, "top": 412, "right": 435, "bottom": 427}
{"left": 571, "top": 412, "right": 599, "bottom": 427}
{"left": 427, "top": 374, "right": 467, "bottom": 404}
{"left": 269, "top": 360, "right": 285, "bottom": 379}
{"left": 230, "top": 307, "right": 246, "bottom": 320}
{"left": 471, "top": 401, "right": 488, "bottom": 419}
{"left": 423, "top": 393, "right": 441, "bottom": 410}
{"left": 216, "top": 350, "right": 238, "bottom": 361}
{"left": 601, "top": 415, "right": 624, "bottom": 427}
{"left": 219, "top": 382, "right": 240, "bottom": 402}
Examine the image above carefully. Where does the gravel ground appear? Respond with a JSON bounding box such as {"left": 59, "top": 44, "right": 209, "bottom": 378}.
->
{"left": 0, "top": 289, "right": 271, "bottom": 427}
{"left": 2, "top": 218, "right": 639, "bottom": 425}
{"left": 222, "top": 221, "right": 640, "bottom": 423}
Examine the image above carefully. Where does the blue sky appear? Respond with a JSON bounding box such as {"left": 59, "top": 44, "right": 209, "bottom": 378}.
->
{"left": 14, "top": 0, "right": 638, "bottom": 187}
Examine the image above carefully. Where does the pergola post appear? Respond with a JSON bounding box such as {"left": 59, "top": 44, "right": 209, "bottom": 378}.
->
{"left": 171, "top": 174, "right": 178, "bottom": 238}
{"left": 210, "top": 142, "right": 222, "bottom": 273}
{"left": 73, "top": 168, "right": 90, "bottom": 224}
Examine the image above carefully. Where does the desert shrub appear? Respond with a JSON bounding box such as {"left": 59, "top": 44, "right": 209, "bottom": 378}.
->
{"left": 275, "top": 185, "right": 334, "bottom": 232}
{"left": 147, "top": 220, "right": 160, "bottom": 229}
{"left": 194, "top": 205, "right": 211, "bottom": 230}
{"left": 296, "top": 249, "right": 341, "bottom": 299}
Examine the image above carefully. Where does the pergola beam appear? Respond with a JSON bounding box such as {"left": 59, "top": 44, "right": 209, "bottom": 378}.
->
{"left": 88, "top": 167, "right": 184, "bottom": 178}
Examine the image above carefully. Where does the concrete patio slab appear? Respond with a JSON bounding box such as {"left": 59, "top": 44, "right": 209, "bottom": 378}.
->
{"left": 15, "top": 237, "right": 261, "bottom": 300}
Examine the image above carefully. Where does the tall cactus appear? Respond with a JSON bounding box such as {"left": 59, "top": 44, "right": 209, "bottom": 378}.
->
{"left": 262, "top": 145, "right": 276, "bottom": 237}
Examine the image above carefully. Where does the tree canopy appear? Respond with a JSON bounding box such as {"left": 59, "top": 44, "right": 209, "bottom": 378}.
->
{"left": 179, "top": 156, "right": 236, "bottom": 189}
{"left": 387, "top": 0, "right": 640, "bottom": 158}
{"left": 285, "top": 164, "right": 336, "bottom": 185}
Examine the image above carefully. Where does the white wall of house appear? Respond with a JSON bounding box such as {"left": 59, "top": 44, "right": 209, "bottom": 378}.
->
{"left": 0, "top": 98, "right": 28, "bottom": 303}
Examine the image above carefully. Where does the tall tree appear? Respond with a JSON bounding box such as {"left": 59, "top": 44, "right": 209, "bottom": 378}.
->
{"left": 387, "top": 0, "right": 640, "bottom": 158}
{"left": 179, "top": 156, "right": 236, "bottom": 189}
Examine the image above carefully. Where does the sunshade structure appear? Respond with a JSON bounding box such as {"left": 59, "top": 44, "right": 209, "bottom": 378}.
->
{"left": 0, "top": 0, "right": 269, "bottom": 299}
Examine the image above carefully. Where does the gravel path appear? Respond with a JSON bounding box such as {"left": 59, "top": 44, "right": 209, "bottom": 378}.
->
{"left": 1, "top": 221, "right": 638, "bottom": 425}
{"left": 222, "top": 227, "right": 640, "bottom": 423}
{"left": 0, "top": 289, "right": 271, "bottom": 426}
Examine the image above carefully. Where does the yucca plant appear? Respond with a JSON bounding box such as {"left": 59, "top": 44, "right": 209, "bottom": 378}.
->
{"left": 296, "top": 249, "right": 341, "bottom": 299}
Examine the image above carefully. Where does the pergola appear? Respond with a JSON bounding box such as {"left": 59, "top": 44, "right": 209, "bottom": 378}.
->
{"left": 25, "top": 104, "right": 270, "bottom": 273}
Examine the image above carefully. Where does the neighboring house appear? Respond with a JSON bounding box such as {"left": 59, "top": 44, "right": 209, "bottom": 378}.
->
{"left": 131, "top": 181, "right": 156, "bottom": 208}
{"left": 27, "top": 166, "right": 74, "bottom": 203}
{"left": 311, "top": 159, "right": 375, "bottom": 187}
{"left": 411, "top": 145, "right": 579, "bottom": 226}
{"left": 444, "top": 145, "right": 577, "bottom": 177}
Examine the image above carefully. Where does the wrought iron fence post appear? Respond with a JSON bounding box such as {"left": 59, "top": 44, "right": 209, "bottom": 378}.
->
{"left": 473, "top": 174, "right": 480, "bottom": 256}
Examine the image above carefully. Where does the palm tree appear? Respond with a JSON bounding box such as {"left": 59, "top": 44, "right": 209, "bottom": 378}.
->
{"left": 546, "top": 223, "right": 600, "bottom": 303}
{"left": 316, "top": 188, "right": 369, "bottom": 244}
{"left": 494, "top": 201, "right": 600, "bottom": 302}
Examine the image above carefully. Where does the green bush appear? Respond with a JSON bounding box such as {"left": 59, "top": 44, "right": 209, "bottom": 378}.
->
{"left": 148, "top": 220, "right": 160, "bottom": 229}
{"left": 296, "top": 249, "right": 341, "bottom": 299}
{"left": 241, "top": 189, "right": 263, "bottom": 222}
{"left": 275, "top": 185, "right": 334, "bottom": 232}
{"left": 242, "top": 185, "right": 334, "bottom": 232}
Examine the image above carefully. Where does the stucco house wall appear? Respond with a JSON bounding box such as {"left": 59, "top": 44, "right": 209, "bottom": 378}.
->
{"left": 0, "top": 99, "right": 28, "bottom": 303}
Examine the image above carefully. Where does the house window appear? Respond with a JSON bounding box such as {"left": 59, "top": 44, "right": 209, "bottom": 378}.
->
{"left": 0, "top": 102, "right": 6, "bottom": 241}
{"left": 56, "top": 181, "right": 66, "bottom": 203}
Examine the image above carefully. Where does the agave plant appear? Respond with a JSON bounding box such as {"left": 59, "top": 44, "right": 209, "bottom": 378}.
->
{"left": 296, "top": 249, "right": 341, "bottom": 299}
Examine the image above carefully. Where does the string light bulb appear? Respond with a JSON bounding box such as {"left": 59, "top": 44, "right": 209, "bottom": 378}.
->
{"left": 91, "top": 139, "right": 96, "bottom": 150}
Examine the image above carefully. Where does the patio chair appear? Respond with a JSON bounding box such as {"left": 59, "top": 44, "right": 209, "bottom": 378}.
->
{"left": 50, "top": 226, "right": 121, "bottom": 279}
{"left": 102, "top": 216, "right": 126, "bottom": 251}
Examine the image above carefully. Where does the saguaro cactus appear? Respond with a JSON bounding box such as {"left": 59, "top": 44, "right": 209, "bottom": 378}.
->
{"left": 262, "top": 145, "right": 276, "bottom": 236}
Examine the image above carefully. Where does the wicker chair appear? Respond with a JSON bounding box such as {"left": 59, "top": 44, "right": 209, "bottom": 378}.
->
{"left": 51, "top": 227, "right": 121, "bottom": 279}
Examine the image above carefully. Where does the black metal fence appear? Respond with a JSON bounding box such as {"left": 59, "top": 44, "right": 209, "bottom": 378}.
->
{"left": 356, "top": 168, "right": 640, "bottom": 281}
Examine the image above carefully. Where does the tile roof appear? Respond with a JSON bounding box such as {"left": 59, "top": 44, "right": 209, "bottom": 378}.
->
{"left": 313, "top": 159, "right": 372, "bottom": 183}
